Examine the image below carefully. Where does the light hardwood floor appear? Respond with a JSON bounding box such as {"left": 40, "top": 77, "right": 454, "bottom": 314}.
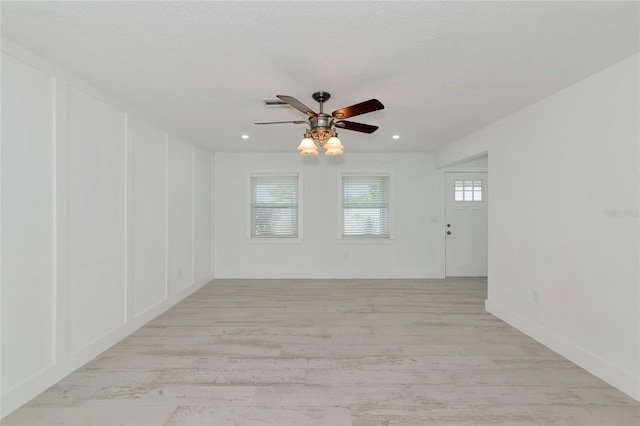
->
{"left": 3, "top": 278, "right": 639, "bottom": 425}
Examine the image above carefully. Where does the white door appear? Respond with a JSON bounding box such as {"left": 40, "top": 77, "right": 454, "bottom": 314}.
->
{"left": 445, "top": 172, "right": 488, "bottom": 277}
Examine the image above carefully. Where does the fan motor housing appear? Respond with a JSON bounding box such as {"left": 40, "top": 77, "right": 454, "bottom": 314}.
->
{"left": 309, "top": 114, "right": 333, "bottom": 145}
{"left": 310, "top": 114, "right": 333, "bottom": 129}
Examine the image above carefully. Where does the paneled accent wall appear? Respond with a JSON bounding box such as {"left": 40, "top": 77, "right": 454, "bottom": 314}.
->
{"left": 0, "top": 44, "right": 215, "bottom": 416}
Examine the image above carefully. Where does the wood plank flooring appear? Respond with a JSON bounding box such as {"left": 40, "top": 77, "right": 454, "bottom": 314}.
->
{"left": 4, "top": 278, "right": 639, "bottom": 425}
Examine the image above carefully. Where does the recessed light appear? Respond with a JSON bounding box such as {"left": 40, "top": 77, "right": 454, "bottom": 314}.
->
{"left": 392, "top": 135, "right": 400, "bottom": 139}
{"left": 241, "top": 134, "right": 249, "bottom": 139}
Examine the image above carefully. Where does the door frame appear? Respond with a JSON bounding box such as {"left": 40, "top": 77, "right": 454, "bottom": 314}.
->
{"left": 439, "top": 155, "right": 489, "bottom": 278}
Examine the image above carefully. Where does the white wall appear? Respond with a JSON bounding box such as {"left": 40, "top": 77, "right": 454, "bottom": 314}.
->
{"left": 194, "top": 148, "right": 215, "bottom": 281}
{"left": 168, "top": 138, "right": 195, "bottom": 293}
{"left": 0, "top": 42, "right": 215, "bottom": 417}
{"left": 215, "top": 152, "right": 443, "bottom": 279}
{"left": 437, "top": 54, "right": 640, "bottom": 400}
{"left": 131, "top": 119, "right": 168, "bottom": 317}
{"left": 1, "top": 52, "right": 55, "bottom": 400}
{"left": 66, "top": 86, "right": 127, "bottom": 352}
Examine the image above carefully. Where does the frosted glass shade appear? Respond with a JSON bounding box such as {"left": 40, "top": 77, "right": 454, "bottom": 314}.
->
{"left": 324, "top": 136, "right": 344, "bottom": 156}
{"left": 298, "top": 137, "right": 318, "bottom": 155}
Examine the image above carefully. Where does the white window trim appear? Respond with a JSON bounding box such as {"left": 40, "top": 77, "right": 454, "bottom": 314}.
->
{"left": 337, "top": 170, "right": 394, "bottom": 242}
{"left": 246, "top": 170, "right": 303, "bottom": 243}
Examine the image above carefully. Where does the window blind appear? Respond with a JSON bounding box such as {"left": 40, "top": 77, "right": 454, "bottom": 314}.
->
{"left": 342, "top": 175, "right": 390, "bottom": 237}
{"left": 250, "top": 175, "right": 298, "bottom": 238}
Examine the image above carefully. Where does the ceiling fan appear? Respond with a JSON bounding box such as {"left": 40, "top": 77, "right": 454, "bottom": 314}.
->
{"left": 255, "top": 91, "right": 384, "bottom": 156}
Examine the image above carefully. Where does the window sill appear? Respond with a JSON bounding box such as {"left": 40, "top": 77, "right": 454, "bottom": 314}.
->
{"left": 247, "top": 237, "right": 304, "bottom": 244}
{"left": 336, "top": 237, "right": 396, "bottom": 245}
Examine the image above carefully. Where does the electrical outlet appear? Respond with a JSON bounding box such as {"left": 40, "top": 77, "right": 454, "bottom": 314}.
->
{"left": 532, "top": 289, "right": 539, "bottom": 304}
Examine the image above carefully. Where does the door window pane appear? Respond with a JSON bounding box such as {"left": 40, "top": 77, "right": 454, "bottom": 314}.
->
{"left": 454, "top": 179, "right": 483, "bottom": 202}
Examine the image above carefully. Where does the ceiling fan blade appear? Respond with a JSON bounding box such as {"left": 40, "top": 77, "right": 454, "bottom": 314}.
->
{"left": 334, "top": 120, "right": 379, "bottom": 134}
{"left": 332, "top": 99, "right": 384, "bottom": 119}
{"left": 276, "top": 95, "right": 318, "bottom": 117}
{"left": 254, "top": 120, "right": 307, "bottom": 125}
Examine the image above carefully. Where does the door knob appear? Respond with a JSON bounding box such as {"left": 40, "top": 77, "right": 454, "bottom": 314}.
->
{"left": 447, "top": 231, "right": 452, "bottom": 235}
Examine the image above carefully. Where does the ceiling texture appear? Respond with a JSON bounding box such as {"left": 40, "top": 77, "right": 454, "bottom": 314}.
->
{"left": 2, "top": 1, "right": 638, "bottom": 153}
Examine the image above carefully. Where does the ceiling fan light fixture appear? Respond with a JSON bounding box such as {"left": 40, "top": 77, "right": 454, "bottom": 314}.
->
{"left": 256, "top": 92, "right": 384, "bottom": 157}
{"left": 298, "top": 134, "right": 318, "bottom": 156}
{"left": 324, "top": 134, "right": 344, "bottom": 156}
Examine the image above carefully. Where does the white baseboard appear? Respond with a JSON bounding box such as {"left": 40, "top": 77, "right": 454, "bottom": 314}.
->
{"left": 214, "top": 269, "right": 445, "bottom": 280}
{"left": 1, "top": 274, "right": 214, "bottom": 418}
{"left": 485, "top": 299, "right": 640, "bottom": 401}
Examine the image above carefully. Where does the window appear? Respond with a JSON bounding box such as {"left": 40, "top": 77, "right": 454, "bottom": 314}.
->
{"left": 342, "top": 174, "right": 390, "bottom": 237}
{"left": 250, "top": 174, "right": 299, "bottom": 238}
{"left": 454, "top": 179, "right": 483, "bottom": 202}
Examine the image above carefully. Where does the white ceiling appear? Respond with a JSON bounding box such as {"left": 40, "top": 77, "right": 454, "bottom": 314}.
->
{"left": 2, "top": 1, "right": 638, "bottom": 153}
